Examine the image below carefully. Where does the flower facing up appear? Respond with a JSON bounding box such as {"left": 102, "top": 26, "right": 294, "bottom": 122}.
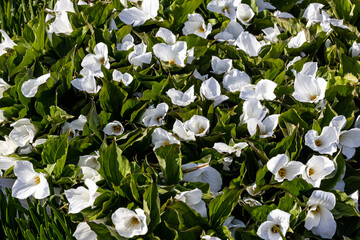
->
{"left": 21, "top": 73, "right": 51, "bottom": 98}
{"left": 113, "top": 70, "right": 133, "bottom": 86}
{"left": 175, "top": 188, "right": 207, "bottom": 217}
{"left": 211, "top": 56, "right": 232, "bottom": 74}
{"left": 81, "top": 42, "right": 110, "bottom": 76}
{"left": 292, "top": 73, "right": 327, "bottom": 104}
{"left": 166, "top": 86, "right": 196, "bottom": 107}
{"left": 240, "top": 99, "right": 268, "bottom": 125}
{"left": 183, "top": 115, "right": 210, "bottom": 137}
{"left": 214, "top": 20, "right": 244, "bottom": 44}
{"left": 128, "top": 43, "right": 152, "bottom": 67}
{"left": 302, "top": 155, "right": 335, "bottom": 187}
{"left": 119, "top": 0, "right": 159, "bottom": 27}
{"left": 71, "top": 69, "right": 102, "bottom": 94}
{"left": 0, "top": 30, "right": 17, "bottom": 56}
{"left": 9, "top": 118, "right": 37, "bottom": 147}
{"left": 65, "top": 179, "right": 99, "bottom": 214}
{"left": 305, "top": 126, "right": 338, "bottom": 155}
{"left": 235, "top": 31, "right": 267, "bottom": 57}
{"left": 304, "top": 190, "right": 336, "bottom": 239}
{"left": 73, "top": 222, "right": 97, "bottom": 240}
{"left": 213, "top": 142, "right": 248, "bottom": 157}
{"left": 103, "top": 121, "right": 124, "bottom": 136}
{"left": 267, "top": 154, "right": 305, "bottom": 182}
{"left": 257, "top": 209, "right": 291, "bottom": 240}
{"left": 223, "top": 69, "right": 251, "bottom": 93}
{"left": 111, "top": 208, "right": 148, "bottom": 238}
{"left": 200, "top": 77, "right": 229, "bottom": 107}
{"left": 288, "top": 30, "right": 307, "bottom": 48}
{"left": 236, "top": 3, "right": 255, "bottom": 25}
{"left": 155, "top": 27, "right": 176, "bottom": 45}
{"left": 240, "top": 79, "right": 277, "bottom": 101}
{"left": 151, "top": 128, "right": 180, "bottom": 150}
{"left": 207, "top": 0, "right": 241, "bottom": 21}
{"left": 172, "top": 119, "right": 196, "bottom": 141}
{"left": 0, "top": 78, "right": 11, "bottom": 98}
{"left": 246, "top": 114, "right": 280, "bottom": 138}
{"left": 12, "top": 161, "right": 50, "bottom": 199}
{"left": 182, "top": 13, "right": 212, "bottom": 39}
{"left": 141, "top": 103, "right": 169, "bottom": 127}
{"left": 153, "top": 41, "right": 188, "bottom": 67}
{"left": 182, "top": 163, "right": 222, "bottom": 192}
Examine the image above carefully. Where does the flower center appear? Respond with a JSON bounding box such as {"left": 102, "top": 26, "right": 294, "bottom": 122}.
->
{"left": 308, "top": 168, "right": 315, "bottom": 176}
{"left": 34, "top": 176, "right": 41, "bottom": 185}
{"left": 169, "top": 60, "right": 175, "bottom": 65}
{"left": 113, "top": 125, "right": 122, "bottom": 133}
{"left": 100, "top": 57, "right": 105, "bottom": 65}
{"left": 315, "top": 139, "right": 322, "bottom": 146}
{"left": 163, "top": 141, "right": 170, "bottom": 146}
{"left": 278, "top": 168, "right": 286, "bottom": 178}
{"left": 223, "top": 6, "right": 230, "bottom": 14}
{"left": 198, "top": 26, "right": 205, "bottom": 33}
{"left": 198, "top": 128, "right": 205, "bottom": 134}
{"left": 313, "top": 205, "right": 321, "bottom": 214}
{"left": 311, "top": 95, "right": 317, "bottom": 101}
{"left": 129, "top": 216, "right": 140, "bottom": 227}
{"left": 271, "top": 224, "right": 280, "bottom": 233}
{"left": 69, "top": 131, "right": 75, "bottom": 138}
{"left": 156, "top": 115, "right": 163, "bottom": 122}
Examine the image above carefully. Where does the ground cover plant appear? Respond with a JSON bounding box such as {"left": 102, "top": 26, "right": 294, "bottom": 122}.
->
{"left": 1, "top": 0, "right": 360, "bottom": 239}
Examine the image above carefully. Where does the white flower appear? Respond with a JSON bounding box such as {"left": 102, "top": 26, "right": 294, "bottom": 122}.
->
{"left": 240, "top": 99, "right": 268, "bottom": 124}
{"left": 288, "top": 30, "right": 307, "bottom": 48}
{"left": 224, "top": 216, "right": 245, "bottom": 237}
{"left": 0, "top": 156, "right": 18, "bottom": 176}
{"left": 222, "top": 157, "right": 233, "bottom": 171}
{"left": 153, "top": 41, "right": 188, "bottom": 67}
{"left": 77, "top": 151, "right": 100, "bottom": 171}
{"left": 207, "top": 0, "right": 241, "bottom": 20}
{"left": 183, "top": 115, "right": 210, "bottom": 137}
{"left": 80, "top": 166, "right": 103, "bottom": 182}
{"left": 117, "top": 34, "right": 135, "bottom": 51}
{"left": 81, "top": 42, "right": 110, "bottom": 76}
{"left": 103, "top": 121, "right": 124, "bottom": 136}
{"left": 61, "top": 115, "right": 87, "bottom": 139}
{"left": 141, "top": 103, "right": 169, "bottom": 127}
{"left": 166, "top": 86, "right": 196, "bottom": 106}
{"left": 182, "top": 163, "right": 222, "bottom": 192}
{"left": 236, "top": 3, "right": 255, "bottom": 25}
{"left": 274, "top": 10, "right": 295, "bottom": 18}
{"left": 151, "top": 128, "right": 180, "bottom": 151}
{"left": 12, "top": 161, "right": 50, "bottom": 199}
{"left": 113, "top": 70, "right": 133, "bottom": 86}
{"left": 71, "top": 71, "right": 102, "bottom": 94}
{"left": 292, "top": 61, "right": 318, "bottom": 78}
{"left": 202, "top": 235, "right": 221, "bottom": 240}
{"left": 235, "top": 31, "right": 267, "bottom": 57}
{"left": 21, "top": 73, "right": 51, "bottom": 98}
{"left": 0, "top": 78, "right": 11, "bottom": 98}
{"left": 302, "top": 155, "right": 335, "bottom": 187}
{"left": 211, "top": 56, "right": 232, "bottom": 74}
{"left": 305, "top": 126, "right": 338, "bottom": 155}
{"left": 213, "top": 142, "right": 248, "bottom": 157}
{"left": 65, "top": 179, "right": 99, "bottom": 214}
{"left": 128, "top": 43, "right": 152, "bottom": 67}
{"left": 246, "top": 182, "right": 263, "bottom": 196}
{"left": 111, "top": 208, "right": 148, "bottom": 238}
{"left": 256, "top": 0, "right": 276, "bottom": 12}
{"left": 73, "top": 222, "right": 97, "bottom": 240}
{"left": 292, "top": 74, "right": 327, "bottom": 103}
{"left": 119, "top": 0, "right": 159, "bottom": 27}
{"left": 257, "top": 209, "right": 291, "bottom": 240}
{"left": 193, "top": 69, "right": 208, "bottom": 81}
{"left": 243, "top": 197, "right": 262, "bottom": 206}
{"left": 286, "top": 56, "right": 302, "bottom": 70}
{"left": 303, "top": 3, "right": 324, "bottom": 27}
{"left": 9, "top": 118, "right": 37, "bottom": 147}
{"left": 187, "top": 47, "right": 195, "bottom": 64}
{"left": 0, "top": 30, "right": 16, "bottom": 55}
{"left": 223, "top": 69, "right": 251, "bottom": 93}
{"left": 175, "top": 188, "right": 207, "bottom": 217}
{"left": 305, "top": 190, "right": 336, "bottom": 239}
{"left": 267, "top": 154, "right": 305, "bottom": 182}
{"left": 349, "top": 41, "right": 360, "bottom": 57}
{"left": 246, "top": 114, "right": 280, "bottom": 138}
{"left": 182, "top": 13, "right": 212, "bottom": 39}
{"left": 240, "top": 79, "right": 277, "bottom": 101}
{"left": 47, "top": 11, "right": 73, "bottom": 38}
{"left": 262, "top": 24, "right": 281, "bottom": 43}
{"left": 214, "top": 20, "right": 244, "bottom": 44}
{"left": 0, "top": 136, "right": 18, "bottom": 156}
{"left": 155, "top": 27, "right": 176, "bottom": 45}
{"left": 0, "top": 110, "right": 5, "bottom": 124}
{"left": 172, "top": 119, "right": 196, "bottom": 141}
{"left": 349, "top": 190, "right": 359, "bottom": 213}
{"left": 200, "top": 77, "right": 229, "bottom": 107}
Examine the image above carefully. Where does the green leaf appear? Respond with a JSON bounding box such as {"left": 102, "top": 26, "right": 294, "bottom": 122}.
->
{"left": 332, "top": 190, "right": 360, "bottom": 219}
{"left": 99, "top": 79, "right": 128, "bottom": 120}
{"left": 143, "top": 182, "right": 161, "bottom": 232}
{"left": 168, "top": 0, "right": 203, "bottom": 31}
{"left": 155, "top": 144, "right": 183, "bottom": 185}
{"left": 280, "top": 178, "right": 313, "bottom": 197}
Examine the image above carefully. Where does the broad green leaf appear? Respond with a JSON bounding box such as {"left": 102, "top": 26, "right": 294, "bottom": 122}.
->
{"left": 143, "top": 182, "right": 161, "bottom": 232}
{"left": 155, "top": 144, "right": 183, "bottom": 185}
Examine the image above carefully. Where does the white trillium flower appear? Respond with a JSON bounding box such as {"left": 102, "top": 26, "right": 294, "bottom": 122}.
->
{"left": 257, "top": 209, "right": 291, "bottom": 240}
{"left": 236, "top": 3, "right": 255, "bottom": 25}
{"left": 274, "top": 10, "right": 295, "bottom": 18}
{"left": 71, "top": 71, "right": 102, "bottom": 94}
{"left": 61, "top": 114, "right": 87, "bottom": 139}
{"left": 0, "top": 136, "right": 18, "bottom": 156}
{"left": 117, "top": 34, "right": 135, "bottom": 51}
{"left": 0, "top": 30, "right": 16, "bottom": 56}
{"left": 182, "top": 13, "right": 212, "bottom": 39}
{"left": 240, "top": 99, "right": 268, "bottom": 124}
{"left": 286, "top": 56, "right": 302, "bottom": 70}
{"left": 305, "top": 126, "right": 338, "bottom": 155}
{"left": 172, "top": 119, "right": 196, "bottom": 141}
{"left": 183, "top": 115, "right": 210, "bottom": 137}
{"left": 288, "top": 30, "right": 307, "bottom": 48}
{"left": 9, "top": 118, "right": 37, "bottom": 147}
{"left": 47, "top": 11, "right": 73, "bottom": 38}
{"left": 202, "top": 236, "right": 221, "bottom": 240}
{"left": 151, "top": 128, "right": 180, "bottom": 151}
{"left": 81, "top": 42, "right": 110, "bottom": 75}
{"left": 256, "top": 0, "right": 276, "bottom": 12}
{"left": 305, "top": 190, "right": 336, "bottom": 239}
{"left": 119, "top": 0, "right": 159, "bottom": 27}
{"left": 214, "top": 20, "right": 244, "bottom": 44}
{"left": 349, "top": 41, "right": 360, "bottom": 57}
{"left": 213, "top": 142, "right": 248, "bottom": 157}
{"left": 292, "top": 61, "right": 318, "bottom": 78}
{"left": 303, "top": 3, "right": 324, "bottom": 27}
{"left": 111, "top": 208, "right": 148, "bottom": 238}
{"left": 200, "top": 77, "right": 229, "bottom": 107}
{"left": 262, "top": 24, "right": 281, "bottom": 43}
{"left": 155, "top": 27, "right": 176, "bottom": 45}
{"left": 292, "top": 74, "right": 327, "bottom": 103}
{"left": 240, "top": 79, "right": 277, "bottom": 101}
{"left": 193, "top": 69, "right": 208, "bottom": 81}
{"left": 153, "top": 41, "right": 188, "bottom": 67}
{"left": 0, "top": 78, "right": 11, "bottom": 98}
{"left": 12, "top": 161, "right": 50, "bottom": 199}
{"left": 186, "top": 47, "right": 196, "bottom": 64}
{"left": 349, "top": 190, "right": 359, "bottom": 213}
{"left": 246, "top": 114, "right": 280, "bottom": 138}
{"left": 207, "top": 0, "right": 241, "bottom": 20}
{"left": 128, "top": 43, "right": 152, "bottom": 67}
{"left": 235, "top": 31, "right": 267, "bottom": 57}
{"left": 80, "top": 166, "right": 103, "bottom": 182}
{"left": 302, "top": 155, "right": 335, "bottom": 187}
{"left": 103, "top": 121, "right": 124, "bottom": 136}
{"left": 243, "top": 197, "right": 262, "bottom": 206}
{"left": 222, "top": 156, "right": 233, "bottom": 171}
{"left": 267, "top": 154, "right": 305, "bottom": 182}
{"left": 113, "top": 70, "right": 133, "bottom": 86}
{"left": 182, "top": 163, "right": 223, "bottom": 192}
{"left": 141, "top": 103, "right": 169, "bottom": 127}
{"left": 246, "top": 182, "right": 263, "bottom": 196}
{"left": 223, "top": 216, "right": 246, "bottom": 237}
{"left": 21, "top": 73, "right": 51, "bottom": 98}
{"left": 78, "top": 151, "right": 100, "bottom": 170}
{"left": 211, "top": 56, "right": 232, "bottom": 74}
{"left": 65, "top": 179, "right": 99, "bottom": 214}
{"left": 73, "top": 222, "right": 97, "bottom": 240}
{"left": 175, "top": 188, "right": 207, "bottom": 217}
{"left": 0, "top": 156, "right": 18, "bottom": 176}
{"left": 223, "top": 69, "right": 251, "bottom": 93}
{"left": 166, "top": 86, "right": 196, "bottom": 107}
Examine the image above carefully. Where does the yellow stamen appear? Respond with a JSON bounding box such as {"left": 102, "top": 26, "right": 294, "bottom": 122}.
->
{"left": 198, "top": 128, "right": 205, "bottom": 134}
{"left": 309, "top": 168, "right": 315, "bottom": 176}
{"left": 34, "top": 176, "right": 41, "bottom": 185}
{"left": 113, "top": 125, "right": 122, "bottom": 133}
{"left": 198, "top": 26, "right": 205, "bottom": 33}
{"left": 311, "top": 95, "right": 317, "bottom": 101}
{"left": 315, "top": 139, "right": 322, "bottom": 146}
{"left": 169, "top": 60, "right": 175, "bottom": 65}
{"left": 271, "top": 224, "right": 280, "bottom": 233}
{"left": 278, "top": 168, "right": 286, "bottom": 178}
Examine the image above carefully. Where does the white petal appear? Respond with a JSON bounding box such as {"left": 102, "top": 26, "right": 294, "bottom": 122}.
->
{"left": 33, "top": 174, "right": 50, "bottom": 199}
{"left": 329, "top": 115, "right": 346, "bottom": 133}
{"left": 288, "top": 30, "right": 307, "bottom": 49}
{"left": 173, "top": 119, "right": 196, "bottom": 141}
{"left": 141, "top": 0, "right": 159, "bottom": 18}
{"left": 73, "top": 222, "right": 97, "bottom": 240}
{"left": 340, "top": 128, "right": 360, "bottom": 148}
{"left": 267, "top": 154, "right": 289, "bottom": 175}
{"left": 307, "top": 190, "right": 336, "bottom": 210}
{"left": 119, "top": 7, "right": 148, "bottom": 26}
{"left": 21, "top": 73, "right": 51, "bottom": 98}
{"left": 311, "top": 208, "right": 336, "bottom": 239}
{"left": 155, "top": 27, "right": 176, "bottom": 45}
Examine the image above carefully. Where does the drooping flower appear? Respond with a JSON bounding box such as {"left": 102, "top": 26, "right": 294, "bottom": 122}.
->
{"left": 0, "top": 30, "right": 16, "bottom": 55}
{"left": 240, "top": 79, "right": 277, "bottom": 101}
{"left": 103, "top": 121, "right": 124, "bottom": 136}
{"left": 305, "top": 190, "right": 336, "bottom": 239}
{"left": 183, "top": 115, "right": 210, "bottom": 137}
{"left": 246, "top": 114, "right": 280, "bottom": 138}
{"left": 236, "top": 3, "right": 255, "bottom": 25}
{"left": 111, "top": 208, "right": 148, "bottom": 238}
{"left": 153, "top": 41, "right": 188, "bottom": 67}
{"left": 235, "top": 31, "right": 267, "bottom": 57}
{"left": 166, "top": 86, "right": 196, "bottom": 107}
{"left": 214, "top": 20, "right": 244, "bottom": 44}
{"left": 175, "top": 188, "right": 207, "bottom": 217}
{"left": 9, "top": 118, "right": 37, "bottom": 147}
{"left": 267, "top": 154, "right": 305, "bottom": 182}
{"left": 302, "top": 155, "right": 335, "bottom": 187}
{"left": 223, "top": 69, "right": 251, "bottom": 93}
{"left": 12, "top": 161, "right": 50, "bottom": 199}
{"left": 200, "top": 77, "right": 229, "bottom": 107}
{"left": 155, "top": 27, "right": 176, "bottom": 45}
{"left": 288, "top": 30, "right": 307, "bottom": 48}
{"left": 141, "top": 103, "right": 169, "bottom": 127}
{"left": 304, "top": 126, "right": 338, "bottom": 155}
{"left": 172, "top": 119, "right": 196, "bottom": 141}
{"left": 207, "top": 0, "right": 241, "bottom": 20}
{"left": 118, "top": 0, "right": 159, "bottom": 27}
{"left": 113, "top": 70, "right": 133, "bottom": 86}
{"left": 182, "top": 163, "right": 223, "bottom": 192}
{"left": 73, "top": 222, "right": 97, "bottom": 240}
{"left": 65, "top": 179, "right": 99, "bottom": 214}
{"left": 292, "top": 73, "right": 327, "bottom": 104}
{"left": 128, "top": 43, "right": 152, "bottom": 67}
{"left": 21, "top": 73, "right": 51, "bottom": 98}
{"left": 0, "top": 78, "right": 11, "bottom": 98}
{"left": 257, "top": 209, "right": 291, "bottom": 240}
{"left": 182, "top": 13, "right": 212, "bottom": 39}
{"left": 211, "top": 56, "right": 232, "bottom": 74}
{"left": 151, "top": 128, "right": 180, "bottom": 150}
